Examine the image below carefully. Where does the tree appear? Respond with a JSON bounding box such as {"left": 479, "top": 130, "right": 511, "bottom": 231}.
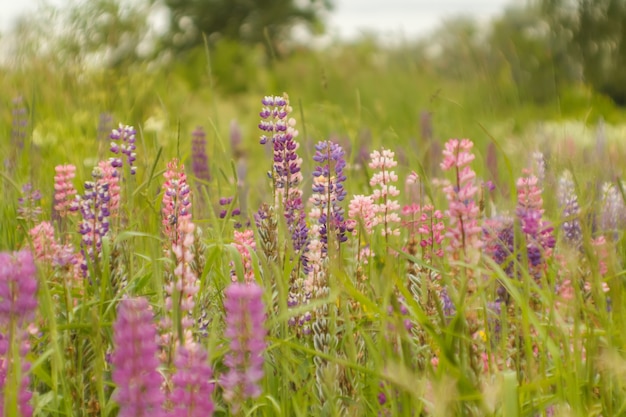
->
{"left": 544, "top": 0, "right": 626, "bottom": 105}
{"left": 159, "top": 0, "right": 333, "bottom": 55}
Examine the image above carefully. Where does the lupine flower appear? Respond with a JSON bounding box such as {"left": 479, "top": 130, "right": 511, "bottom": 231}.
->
{"left": 17, "top": 183, "right": 43, "bottom": 223}
{"left": 219, "top": 196, "right": 244, "bottom": 228}
{"left": 0, "top": 251, "right": 38, "bottom": 329}
{"left": 169, "top": 343, "right": 215, "bottom": 417}
{"left": 516, "top": 172, "right": 555, "bottom": 267}
{"left": 369, "top": 149, "right": 401, "bottom": 237}
{"left": 348, "top": 195, "right": 376, "bottom": 236}
{"left": 112, "top": 297, "right": 164, "bottom": 417}
{"left": 231, "top": 229, "right": 256, "bottom": 284}
{"left": 75, "top": 166, "right": 111, "bottom": 276}
{"left": 557, "top": 170, "right": 582, "bottom": 247}
{"left": 258, "top": 94, "right": 308, "bottom": 253}
{"left": 164, "top": 219, "right": 199, "bottom": 344}
{"left": 310, "top": 140, "right": 350, "bottom": 250}
{"left": 162, "top": 159, "right": 192, "bottom": 246}
{"left": 599, "top": 182, "right": 625, "bottom": 238}
{"left": 0, "top": 250, "right": 38, "bottom": 417}
{"left": 53, "top": 164, "right": 78, "bottom": 218}
{"left": 110, "top": 124, "right": 137, "bottom": 175}
{"left": 98, "top": 160, "right": 121, "bottom": 219}
{"left": 486, "top": 171, "right": 555, "bottom": 292}
{"left": 191, "top": 126, "right": 211, "bottom": 184}
{"left": 221, "top": 282, "right": 266, "bottom": 414}
{"left": 439, "top": 139, "right": 482, "bottom": 263}
{"left": 29, "top": 221, "right": 81, "bottom": 280}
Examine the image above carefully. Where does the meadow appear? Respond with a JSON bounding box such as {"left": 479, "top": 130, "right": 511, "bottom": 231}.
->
{"left": 1, "top": 40, "right": 626, "bottom": 417}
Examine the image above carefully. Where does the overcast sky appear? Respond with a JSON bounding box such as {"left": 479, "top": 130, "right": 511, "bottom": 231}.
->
{"left": 0, "top": 0, "right": 515, "bottom": 38}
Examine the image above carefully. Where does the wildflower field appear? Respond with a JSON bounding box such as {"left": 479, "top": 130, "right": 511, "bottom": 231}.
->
{"left": 2, "top": 47, "right": 626, "bottom": 417}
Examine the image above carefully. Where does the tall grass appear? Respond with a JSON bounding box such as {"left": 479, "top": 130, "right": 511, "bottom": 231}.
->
{"left": 0, "top": 43, "right": 625, "bottom": 417}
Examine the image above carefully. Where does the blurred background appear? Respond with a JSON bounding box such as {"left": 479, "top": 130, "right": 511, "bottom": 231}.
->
{"left": 2, "top": 0, "right": 626, "bottom": 164}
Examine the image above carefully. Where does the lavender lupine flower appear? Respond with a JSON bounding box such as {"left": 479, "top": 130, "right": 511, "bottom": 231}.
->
{"left": 17, "top": 183, "right": 43, "bottom": 223}
{"left": 557, "top": 170, "right": 582, "bottom": 247}
{"left": 112, "top": 297, "right": 164, "bottom": 417}
{"left": 304, "top": 141, "right": 350, "bottom": 337}
{"left": 258, "top": 94, "right": 308, "bottom": 253}
{"left": 599, "top": 182, "right": 626, "bottom": 238}
{"left": 0, "top": 250, "right": 38, "bottom": 417}
{"left": 221, "top": 282, "right": 266, "bottom": 414}
{"left": 169, "top": 343, "right": 215, "bottom": 417}
{"left": 191, "top": 126, "right": 211, "bottom": 184}
{"left": 110, "top": 124, "right": 137, "bottom": 175}
{"left": 75, "top": 166, "right": 111, "bottom": 276}
{"left": 311, "top": 140, "right": 350, "bottom": 250}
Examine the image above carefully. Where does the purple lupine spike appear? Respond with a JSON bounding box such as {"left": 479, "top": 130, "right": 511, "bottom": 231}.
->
{"left": 76, "top": 166, "right": 111, "bottom": 277}
{"left": 0, "top": 250, "right": 38, "bottom": 417}
{"left": 110, "top": 124, "right": 138, "bottom": 175}
{"left": 169, "top": 343, "right": 215, "bottom": 417}
{"left": 258, "top": 93, "right": 308, "bottom": 253}
{"left": 17, "top": 183, "right": 43, "bottom": 223}
{"left": 112, "top": 297, "right": 164, "bottom": 417}
{"left": 310, "top": 140, "right": 350, "bottom": 250}
{"left": 191, "top": 126, "right": 211, "bottom": 183}
{"left": 557, "top": 170, "right": 582, "bottom": 247}
{"left": 220, "top": 282, "right": 266, "bottom": 414}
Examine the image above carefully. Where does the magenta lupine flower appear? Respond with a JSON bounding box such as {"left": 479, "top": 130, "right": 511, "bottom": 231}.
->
{"left": 191, "top": 126, "right": 211, "bottom": 184}
{"left": 53, "top": 164, "right": 78, "bottom": 218}
{"left": 557, "top": 170, "right": 582, "bottom": 247}
{"left": 162, "top": 159, "right": 192, "bottom": 245}
{"left": 110, "top": 124, "right": 137, "bottom": 175}
{"left": 439, "top": 138, "right": 482, "bottom": 263}
{"left": 17, "top": 183, "right": 43, "bottom": 223}
{"left": 0, "top": 250, "right": 38, "bottom": 417}
{"left": 369, "top": 149, "right": 401, "bottom": 237}
{"left": 0, "top": 251, "right": 38, "bottom": 329}
{"left": 75, "top": 166, "right": 111, "bottom": 276}
{"left": 169, "top": 343, "right": 215, "bottom": 417}
{"left": 221, "top": 282, "right": 266, "bottom": 414}
{"left": 258, "top": 94, "right": 308, "bottom": 253}
{"left": 112, "top": 297, "right": 164, "bottom": 417}
{"left": 231, "top": 229, "right": 256, "bottom": 284}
